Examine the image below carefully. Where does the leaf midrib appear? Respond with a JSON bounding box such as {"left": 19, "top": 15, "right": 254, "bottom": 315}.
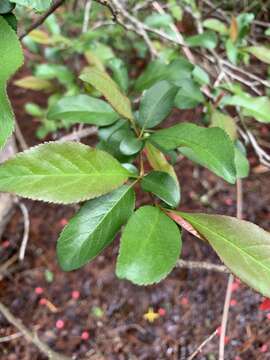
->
{"left": 153, "top": 131, "right": 234, "bottom": 180}
{"left": 189, "top": 218, "right": 270, "bottom": 274}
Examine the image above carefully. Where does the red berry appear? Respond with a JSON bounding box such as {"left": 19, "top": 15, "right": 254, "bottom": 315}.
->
{"left": 224, "top": 198, "right": 233, "bottom": 206}
{"left": 181, "top": 297, "right": 189, "bottom": 306}
{"left": 2, "top": 240, "right": 10, "bottom": 248}
{"left": 259, "top": 298, "right": 270, "bottom": 311}
{"left": 266, "top": 313, "right": 270, "bottom": 320}
{"left": 39, "top": 298, "right": 47, "bottom": 305}
{"left": 230, "top": 299, "right": 237, "bottom": 307}
{"left": 56, "top": 320, "right": 65, "bottom": 329}
{"left": 231, "top": 282, "right": 240, "bottom": 292}
{"left": 35, "top": 287, "right": 44, "bottom": 295}
{"left": 81, "top": 331, "right": 90, "bottom": 340}
{"left": 158, "top": 308, "right": 166, "bottom": 316}
{"left": 260, "top": 344, "right": 268, "bottom": 353}
{"left": 72, "top": 290, "right": 80, "bottom": 300}
{"left": 60, "top": 218, "right": 68, "bottom": 226}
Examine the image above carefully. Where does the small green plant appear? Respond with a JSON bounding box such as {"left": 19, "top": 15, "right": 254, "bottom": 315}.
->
{"left": 1, "top": 0, "right": 270, "bottom": 299}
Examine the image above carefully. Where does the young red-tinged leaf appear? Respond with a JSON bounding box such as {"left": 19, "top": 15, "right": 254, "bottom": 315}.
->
{"left": 0, "top": 15, "right": 24, "bottom": 149}
{"left": 57, "top": 185, "right": 135, "bottom": 271}
{"left": 178, "top": 212, "right": 270, "bottom": 297}
{"left": 0, "top": 142, "right": 131, "bottom": 204}
{"left": 150, "top": 123, "right": 236, "bottom": 184}
{"left": 167, "top": 211, "right": 203, "bottom": 240}
{"left": 116, "top": 206, "right": 181, "bottom": 285}
{"left": 79, "top": 67, "right": 134, "bottom": 121}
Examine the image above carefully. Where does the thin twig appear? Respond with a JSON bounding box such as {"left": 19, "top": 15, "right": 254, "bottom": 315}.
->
{"left": 177, "top": 260, "right": 229, "bottom": 273}
{"left": 82, "top": 0, "right": 93, "bottom": 33}
{"left": 219, "top": 179, "right": 243, "bottom": 360}
{"left": 0, "top": 301, "right": 71, "bottom": 360}
{"left": 16, "top": 201, "right": 30, "bottom": 261}
{"left": 187, "top": 329, "right": 218, "bottom": 360}
{"left": 14, "top": 119, "right": 28, "bottom": 150}
{"left": 58, "top": 126, "right": 97, "bottom": 142}
{"left": 19, "top": 0, "right": 66, "bottom": 40}
{"left": 0, "top": 332, "right": 23, "bottom": 343}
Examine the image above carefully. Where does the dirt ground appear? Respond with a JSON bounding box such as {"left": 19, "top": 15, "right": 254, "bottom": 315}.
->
{"left": 0, "top": 73, "right": 270, "bottom": 360}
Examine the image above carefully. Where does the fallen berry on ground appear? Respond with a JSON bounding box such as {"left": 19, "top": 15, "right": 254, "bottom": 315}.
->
{"left": 72, "top": 290, "right": 80, "bottom": 300}
{"left": 35, "top": 287, "right": 44, "bottom": 295}
{"left": 81, "top": 331, "right": 90, "bottom": 340}
{"left": 56, "top": 319, "right": 65, "bottom": 329}
{"left": 39, "top": 298, "right": 47, "bottom": 305}
{"left": 158, "top": 308, "right": 166, "bottom": 316}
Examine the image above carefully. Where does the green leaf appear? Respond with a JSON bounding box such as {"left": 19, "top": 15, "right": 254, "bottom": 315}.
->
{"left": 57, "top": 185, "right": 135, "bottom": 271}
{"left": 141, "top": 171, "right": 180, "bottom": 208}
{"left": 107, "top": 58, "right": 129, "bottom": 93}
{"left": 2, "top": 13, "right": 17, "bottom": 31}
{"left": 203, "top": 18, "right": 228, "bottom": 35}
{"left": 211, "top": 110, "right": 237, "bottom": 141}
{"left": 116, "top": 206, "right": 181, "bottom": 285}
{"left": 35, "top": 63, "right": 74, "bottom": 85}
{"left": 235, "top": 141, "right": 249, "bottom": 179}
{"left": 120, "top": 133, "right": 143, "bottom": 155}
{"left": 25, "top": 102, "right": 44, "bottom": 117}
{"left": 246, "top": 46, "right": 270, "bottom": 65}
{"left": 138, "top": 80, "right": 178, "bottom": 129}
{"left": 223, "top": 94, "right": 270, "bottom": 123}
{"left": 0, "top": 0, "right": 15, "bottom": 14}
{"left": 134, "top": 58, "right": 193, "bottom": 91}
{"left": 150, "top": 123, "right": 236, "bottom": 183}
{"left": 186, "top": 31, "right": 217, "bottom": 49}
{"left": 80, "top": 67, "right": 134, "bottom": 121}
{"left": 0, "top": 16, "right": 24, "bottom": 149}
{"left": 145, "top": 142, "right": 178, "bottom": 183}
{"left": 0, "top": 142, "right": 130, "bottom": 204}
{"left": 174, "top": 79, "right": 204, "bottom": 109}
{"left": 47, "top": 95, "right": 119, "bottom": 126}
{"left": 10, "top": 0, "right": 52, "bottom": 12}
{"left": 192, "top": 65, "right": 210, "bottom": 85}
{"left": 226, "top": 39, "right": 238, "bottom": 65}
{"left": 178, "top": 212, "right": 270, "bottom": 297}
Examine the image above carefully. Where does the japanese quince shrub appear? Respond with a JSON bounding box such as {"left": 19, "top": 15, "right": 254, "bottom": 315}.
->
{"left": 1, "top": 7, "right": 270, "bottom": 298}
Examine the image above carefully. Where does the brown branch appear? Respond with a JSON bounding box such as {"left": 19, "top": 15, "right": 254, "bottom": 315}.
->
{"left": 0, "top": 301, "right": 71, "bottom": 360}
{"left": 177, "top": 259, "right": 229, "bottom": 273}
{"left": 19, "top": 0, "right": 66, "bottom": 40}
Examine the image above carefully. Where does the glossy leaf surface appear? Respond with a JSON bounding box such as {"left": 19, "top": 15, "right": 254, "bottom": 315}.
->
{"left": 47, "top": 95, "right": 119, "bottom": 126}
{"left": 150, "top": 123, "right": 236, "bottom": 183}
{"left": 0, "top": 16, "right": 23, "bottom": 149}
{"left": 179, "top": 212, "right": 270, "bottom": 297}
{"left": 116, "top": 206, "right": 181, "bottom": 285}
{"left": 141, "top": 171, "right": 180, "bottom": 208}
{"left": 0, "top": 142, "right": 130, "bottom": 203}
{"left": 80, "top": 67, "right": 134, "bottom": 121}
{"left": 57, "top": 185, "right": 135, "bottom": 271}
